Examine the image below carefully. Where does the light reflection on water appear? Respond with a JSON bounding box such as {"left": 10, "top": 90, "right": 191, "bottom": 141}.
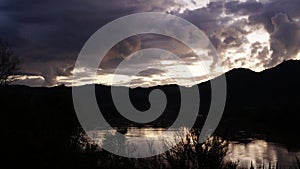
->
{"left": 125, "top": 127, "right": 165, "bottom": 138}
{"left": 88, "top": 127, "right": 187, "bottom": 156}
{"left": 226, "top": 140, "right": 300, "bottom": 168}
{"left": 89, "top": 127, "right": 176, "bottom": 144}
{"left": 88, "top": 127, "right": 300, "bottom": 167}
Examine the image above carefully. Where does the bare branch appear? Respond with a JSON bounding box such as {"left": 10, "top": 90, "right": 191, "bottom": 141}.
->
{"left": 0, "top": 38, "right": 19, "bottom": 85}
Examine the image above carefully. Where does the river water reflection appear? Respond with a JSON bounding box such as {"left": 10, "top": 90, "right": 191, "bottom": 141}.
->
{"left": 88, "top": 127, "right": 300, "bottom": 168}
{"left": 226, "top": 140, "right": 300, "bottom": 168}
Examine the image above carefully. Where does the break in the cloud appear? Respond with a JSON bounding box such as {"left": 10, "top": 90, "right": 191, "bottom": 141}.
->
{"left": 0, "top": 0, "right": 299, "bottom": 87}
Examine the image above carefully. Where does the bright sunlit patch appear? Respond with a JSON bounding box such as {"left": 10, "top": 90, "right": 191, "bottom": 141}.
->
{"left": 228, "top": 15, "right": 249, "bottom": 25}
{"left": 247, "top": 26, "right": 270, "bottom": 44}
{"left": 56, "top": 76, "right": 73, "bottom": 84}
{"left": 296, "top": 52, "right": 300, "bottom": 60}
{"left": 13, "top": 75, "right": 45, "bottom": 81}
{"left": 12, "top": 75, "right": 45, "bottom": 87}
{"left": 195, "top": 49, "right": 209, "bottom": 56}
{"left": 160, "top": 60, "right": 178, "bottom": 65}
{"left": 58, "top": 57, "right": 225, "bottom": 87}
{"left": 171, "top": 0, "right": 210, "bottom": 13}
{"left": 223, "top": 25, "right": 271, "bottom": 71}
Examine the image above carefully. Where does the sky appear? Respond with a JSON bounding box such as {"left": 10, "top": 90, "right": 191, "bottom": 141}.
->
{"left": 0, "top": 0, "right": 299, "bottom": 87}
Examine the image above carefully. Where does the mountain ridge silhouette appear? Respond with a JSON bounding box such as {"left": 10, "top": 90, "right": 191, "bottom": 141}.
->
{"left": 1, "top": 60, "right": 300, "bottom": 147}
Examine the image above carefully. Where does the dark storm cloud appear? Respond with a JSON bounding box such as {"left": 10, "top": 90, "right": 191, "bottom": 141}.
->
{"left": 17, "top": 59, "right": 75, "bottom": 86}
{"left": 0, "top": 0, "right": 180, "bottom": 86}
{"left": 250, "top": 42, "right": 270, "bottom": 60}
{"left": 181, "top": 0, "right": 300, "bottom": 69}
{"left": 267, "top": 13, "right": 300, "bottom": 67}
{"left": 248, "top": 0, "right": 300, "bottom": 32}
{"left": 230, "top": 0, "right": 300, "bottom": 68}
{"left": 225, "top": 0, "right": 264, "bottom": 15}
{"left": 100, "top": 34, "right": 200, "bottom": 71}
{"left": 101, "top": 35, "right": 142, "bottom": 69}
{"left": 40, "top": 61, "right": 74, "bottom": 86}
{"left": 177, "top": 1, "right": 252, "bottom": 69}
{"left": 1, "top": 0, "right": 300, "bottom": 86}
{"left": 178, "top": 1, "right": 224, "bottom": 33}
{"left": 0, "top": 0, "right": 179, "bottom": 55}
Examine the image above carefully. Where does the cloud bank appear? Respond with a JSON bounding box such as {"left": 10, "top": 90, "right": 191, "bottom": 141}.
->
{"left": 0, "top": 0, "right": 299, "bottom": 87}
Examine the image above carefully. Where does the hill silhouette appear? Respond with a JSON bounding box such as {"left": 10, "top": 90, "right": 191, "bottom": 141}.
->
{"left": 1, "top": 60, "right": 300, "bottom": 168}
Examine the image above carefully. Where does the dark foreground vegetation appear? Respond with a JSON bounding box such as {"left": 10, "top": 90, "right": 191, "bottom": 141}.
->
{"left": 1, "top": 60, "right": 300, "bottom": 168}
{"left": 69, "top": 129, "right": 238, "bottom": 169}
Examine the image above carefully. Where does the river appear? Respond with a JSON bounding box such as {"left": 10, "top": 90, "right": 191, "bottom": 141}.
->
{"left": 87, "top": 127, "right": 300, "bottom": 168}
